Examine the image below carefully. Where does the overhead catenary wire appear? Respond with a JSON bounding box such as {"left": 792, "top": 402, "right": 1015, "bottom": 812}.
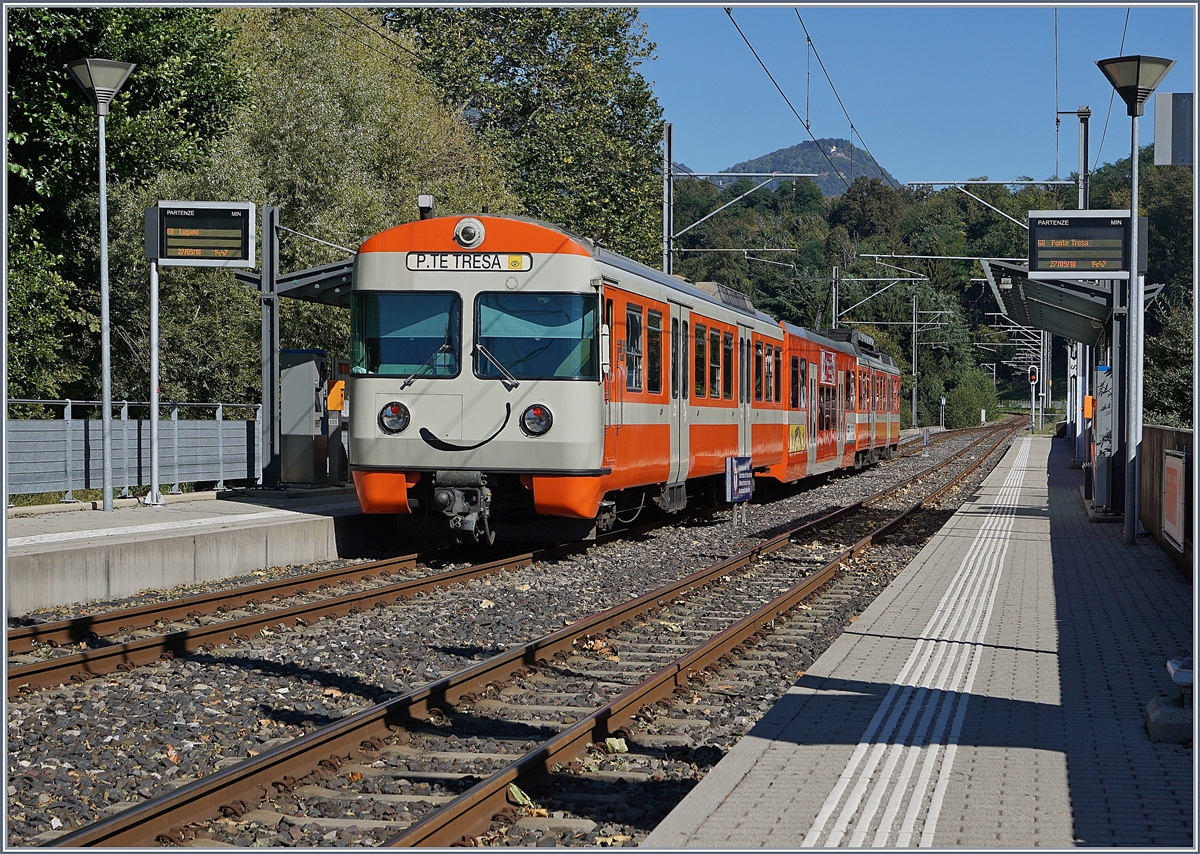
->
{"left": 794, "top": 10, "right": 901, "bottom": 191}
{"left": 1093, "top": 8, "right": 1131, "bottom": 171}
{"left": 724, "top": 8, "right": 850, "bottom": 192}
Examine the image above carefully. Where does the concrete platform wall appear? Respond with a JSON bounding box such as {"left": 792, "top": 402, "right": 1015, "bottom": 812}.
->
{"left": 6, "top": 513, "right": 406, "bottom": 616}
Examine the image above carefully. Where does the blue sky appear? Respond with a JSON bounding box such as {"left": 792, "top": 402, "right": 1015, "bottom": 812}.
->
{"left": 637, "top": 5, "right": 1196, "bottom": 185}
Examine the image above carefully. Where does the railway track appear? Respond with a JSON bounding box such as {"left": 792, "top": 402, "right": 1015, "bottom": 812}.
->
{"left": 48, "top": 421, "right": 1018, "bottom": 847}
{"left": 8, "top": 422, "right": 998, "bottom": 700}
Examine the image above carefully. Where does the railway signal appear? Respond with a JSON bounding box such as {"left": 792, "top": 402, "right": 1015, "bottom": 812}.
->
{"left": 1028, "top": 365, "right": 1038, "bottom": 385}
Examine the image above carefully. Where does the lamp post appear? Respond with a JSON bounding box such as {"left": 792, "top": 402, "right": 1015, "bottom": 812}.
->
{"left": 1096, "top": 54, "right": 1174, "bottom": 545}
{"left": 66, "top": 58, "right": 136, "bottom": 513}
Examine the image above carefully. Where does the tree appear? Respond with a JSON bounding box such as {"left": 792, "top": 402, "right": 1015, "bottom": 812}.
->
{"left": 6, "top": 8, "right": 249, "bottom": 402}
{"left": 828, "top": 177, "right": 903, "bottom": 241}
{"left": 945, "top": 370, "right": 999, "bottom": 428}
{"left": 99, "top": 8, "right": 518, "bottom": 405}
{"left": 1143, "top": 303, "right": 1192, "bottom": 428}
{"left": 382, "top": 7, "right": 664, "bottom": 264}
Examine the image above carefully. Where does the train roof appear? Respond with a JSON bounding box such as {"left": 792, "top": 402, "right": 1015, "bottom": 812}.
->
{"left": 782, "top": 323, "right": 899, "bottom": 370}
{"left": 597, "top": 248, "right": 779, "bottom": 327}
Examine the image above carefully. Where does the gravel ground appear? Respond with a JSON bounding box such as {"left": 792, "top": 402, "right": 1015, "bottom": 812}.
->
{"left": 6, "top": 428, "right": 1003, "bottom": 846}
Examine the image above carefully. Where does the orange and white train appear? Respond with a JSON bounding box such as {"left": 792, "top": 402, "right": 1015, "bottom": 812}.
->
{"left": 348, "top": 213, "right": 901, "bottom": 542}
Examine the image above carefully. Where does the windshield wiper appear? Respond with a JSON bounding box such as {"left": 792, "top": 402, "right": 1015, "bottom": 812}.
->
{"left": 474, "top": 344, "right": 521, "bottom": 391}
{"left": 399, "top": 343, "right": 451, "bottom": 390}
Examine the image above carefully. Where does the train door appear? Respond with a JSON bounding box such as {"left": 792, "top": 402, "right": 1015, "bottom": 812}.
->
{"left": 737, "top": 325, "right": 754, "bottom": 458}
{"left": 836, "top": 369, "right": 845, "bottom": 461}
{"left": 669, "top": 301, "right": 691, "bottom": 484}
{"left": 602, "top": 295, "right": 617, "bottom": 468}
{"left": 807, "top": 360, "right": 817, "bottom": 468}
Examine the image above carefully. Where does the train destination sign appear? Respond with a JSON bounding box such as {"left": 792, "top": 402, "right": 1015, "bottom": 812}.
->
{"left": 1027, "top": 209, "right": 1130, "bottom": 280}
{"left": 406, "top": 252, "right": 533, "bottom": 272}
{"left": 145, "top": 201, "right": 256, "bottom": 268}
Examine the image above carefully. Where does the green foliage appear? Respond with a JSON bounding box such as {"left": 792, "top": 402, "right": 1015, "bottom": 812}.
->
{"left": 829, "top": 177, "right": 904, "bottom": 241}
{"left": 945, "top": 371, "right": 999, "bottom": 428}
{"left": 1143, "top": 303, "right": 1193, "bottom": 429}
{"left": 6, "top": 8, "right": 250, "bottom": 403}
{"left": 383, "top": 7, "right": 663, "bottom": 264}
{"left": 6, "top": 7, "right": 248, "bottom": 207}
{"left": 6, "top": 205, "right": 88, "bottom": 403}
{"left": 1090, "top": 146, "right": 1193, "bottom": 306}
{"left": 95, "top": 8, "right": 518, "bottom": 405}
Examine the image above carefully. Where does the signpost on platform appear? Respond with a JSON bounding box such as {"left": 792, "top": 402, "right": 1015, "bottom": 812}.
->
{"left": 1029, "top": 365, "right": 1039, "bottom": 432}
{"left": 144, "top": 202, "right": 256, "bottom": 504}
{"left": 725, "top": 455, "right": 753, "bottom": 526}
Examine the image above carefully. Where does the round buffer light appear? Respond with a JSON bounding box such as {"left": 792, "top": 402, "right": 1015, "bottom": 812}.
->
{"left": 521, "top": 403, "right": 553, "bottom": 436}
{"left": 379, "top": 401, "right": 411, "bottom": 434}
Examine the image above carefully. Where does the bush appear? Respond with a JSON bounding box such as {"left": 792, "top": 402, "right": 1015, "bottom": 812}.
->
{"left": 945, "top": 371, "right": 1000, "bottom": 428}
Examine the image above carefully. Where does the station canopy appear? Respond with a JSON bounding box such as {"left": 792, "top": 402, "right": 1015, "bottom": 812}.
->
{"left": 982, "top": 260, "right": 1115, "bottom": 346}
{"left": 234, "top": 258, "right": 353, "bottom": 308}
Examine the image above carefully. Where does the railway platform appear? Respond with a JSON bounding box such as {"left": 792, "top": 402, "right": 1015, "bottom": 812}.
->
{"left": 644, "top": 435, "right": 1193, "bottom": 848}
{"left": 4, "top": 488, "right": 402, "bottom": 617}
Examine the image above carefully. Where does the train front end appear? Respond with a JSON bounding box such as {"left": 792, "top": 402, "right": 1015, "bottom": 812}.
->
{"left": 348, "top": 215, "right": 607, "bottom": 542}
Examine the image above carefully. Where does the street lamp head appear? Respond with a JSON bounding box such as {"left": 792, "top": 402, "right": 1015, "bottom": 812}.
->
{"left": 66, "top": 58, "right": 136, "bottom": 116}
{"left": 1096, "top": 55, "right": 1175, "bottom": 117}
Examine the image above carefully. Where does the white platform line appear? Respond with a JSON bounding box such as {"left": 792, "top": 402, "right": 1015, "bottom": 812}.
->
{"left": 802, "top": 438, "right": 1030, "bottom": 847}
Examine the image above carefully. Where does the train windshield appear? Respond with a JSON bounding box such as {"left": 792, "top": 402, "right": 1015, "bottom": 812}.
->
{"left": 475, "top": 293, "right": 598, "bottom": 380}
{"left": 350, "top": 292, "right": 461, "bottom": 377}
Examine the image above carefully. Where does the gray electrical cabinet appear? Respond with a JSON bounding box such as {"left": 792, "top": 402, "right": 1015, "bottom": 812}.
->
{"left": 280, "top": 350, "right": 329, "bottom": 485}
{"left": 1093, "top": 366, "right": 1115, "bottom": 510}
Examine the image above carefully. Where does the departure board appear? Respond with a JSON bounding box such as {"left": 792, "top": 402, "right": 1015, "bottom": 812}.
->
{"left": 146, "top": 201, "right": 256, "bottom": 268}
{"left": 1027, "top": 210, "right": 1130, "bottom": 280}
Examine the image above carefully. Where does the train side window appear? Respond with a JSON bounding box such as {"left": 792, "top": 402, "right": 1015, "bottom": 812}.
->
{"left": 694, "top": 324, "right": 706, "bottom": 397}
{"left": 799, "top": 358, "right": 807, "bottom": 408}
{"left": 682, "top": 321, "right": 689, "bottom": 399}
{"left": 754, "top": 341, "right": 763, "bottom": 401}
{"left": 710, "top": 328, "right": 721, "bottom": 397}
{"left": 846, "top": 369, "right": 855, "bottom": 411}
{"left": 763, "top": 344, "right": 773, "bottom": 402}
{"left": 774, "top": 347, "right": 782, "bottom": 404}
{"left": 646, "top": 311, "right": 663, "bottom": 395}
{"left": 671, "top": 317, "right": 679, "bottom": 400}
{"left": 790, "top": 356, "right": 799, "bottom": 408}
{"left": 625, "top": 305, "right": 643, "bottom": 392}
{"left": 723, "top": 332, "right": 734, "bottom": 400}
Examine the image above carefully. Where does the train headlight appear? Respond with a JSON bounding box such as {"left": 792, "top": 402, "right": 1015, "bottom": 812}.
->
{"left": 453, "top": 217, "right": 485, "bottom": 249}
{"left": 520, "top": 404, "right": 553, "bottom": 437}
{"left": 378, "top": 401, "right": 411, "bottom": 434}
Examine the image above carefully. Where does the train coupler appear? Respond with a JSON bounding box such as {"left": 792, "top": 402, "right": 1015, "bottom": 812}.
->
{"left": 432, "top": 471, "right": 494, "bottom": 543}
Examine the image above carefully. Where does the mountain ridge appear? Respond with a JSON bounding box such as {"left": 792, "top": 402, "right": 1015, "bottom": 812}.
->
{"left": 716, "top": 137, "right": 901, "bottom": 197}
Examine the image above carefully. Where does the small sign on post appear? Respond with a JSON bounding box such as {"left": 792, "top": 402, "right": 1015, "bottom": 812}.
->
{"left": 725, "top": 455, "right": 753, "bottom": 525}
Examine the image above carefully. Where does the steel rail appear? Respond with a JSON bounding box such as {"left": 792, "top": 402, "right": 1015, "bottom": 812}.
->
{"left": 49, "top": 425, "right": 1015, "bottom": 848}
{"left": 7, "top": 551, "right": 537, "bottom": 698}
{"left": 384, "top": 422, "right": 1022, "bottom": 846}
{"left": 7, "top": 551, "right": 426, "bottom": 654}
{"left": 8, "top": 512, "right": 713, "bottom": 698}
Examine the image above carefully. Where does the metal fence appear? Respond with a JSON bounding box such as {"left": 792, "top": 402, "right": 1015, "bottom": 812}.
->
{"left": 6, "top": 399, "right": 262, "bottom": 500}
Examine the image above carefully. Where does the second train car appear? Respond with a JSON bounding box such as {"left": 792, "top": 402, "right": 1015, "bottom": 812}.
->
{"left": 348, "top": 213, "right": 901, "bottom": 541}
